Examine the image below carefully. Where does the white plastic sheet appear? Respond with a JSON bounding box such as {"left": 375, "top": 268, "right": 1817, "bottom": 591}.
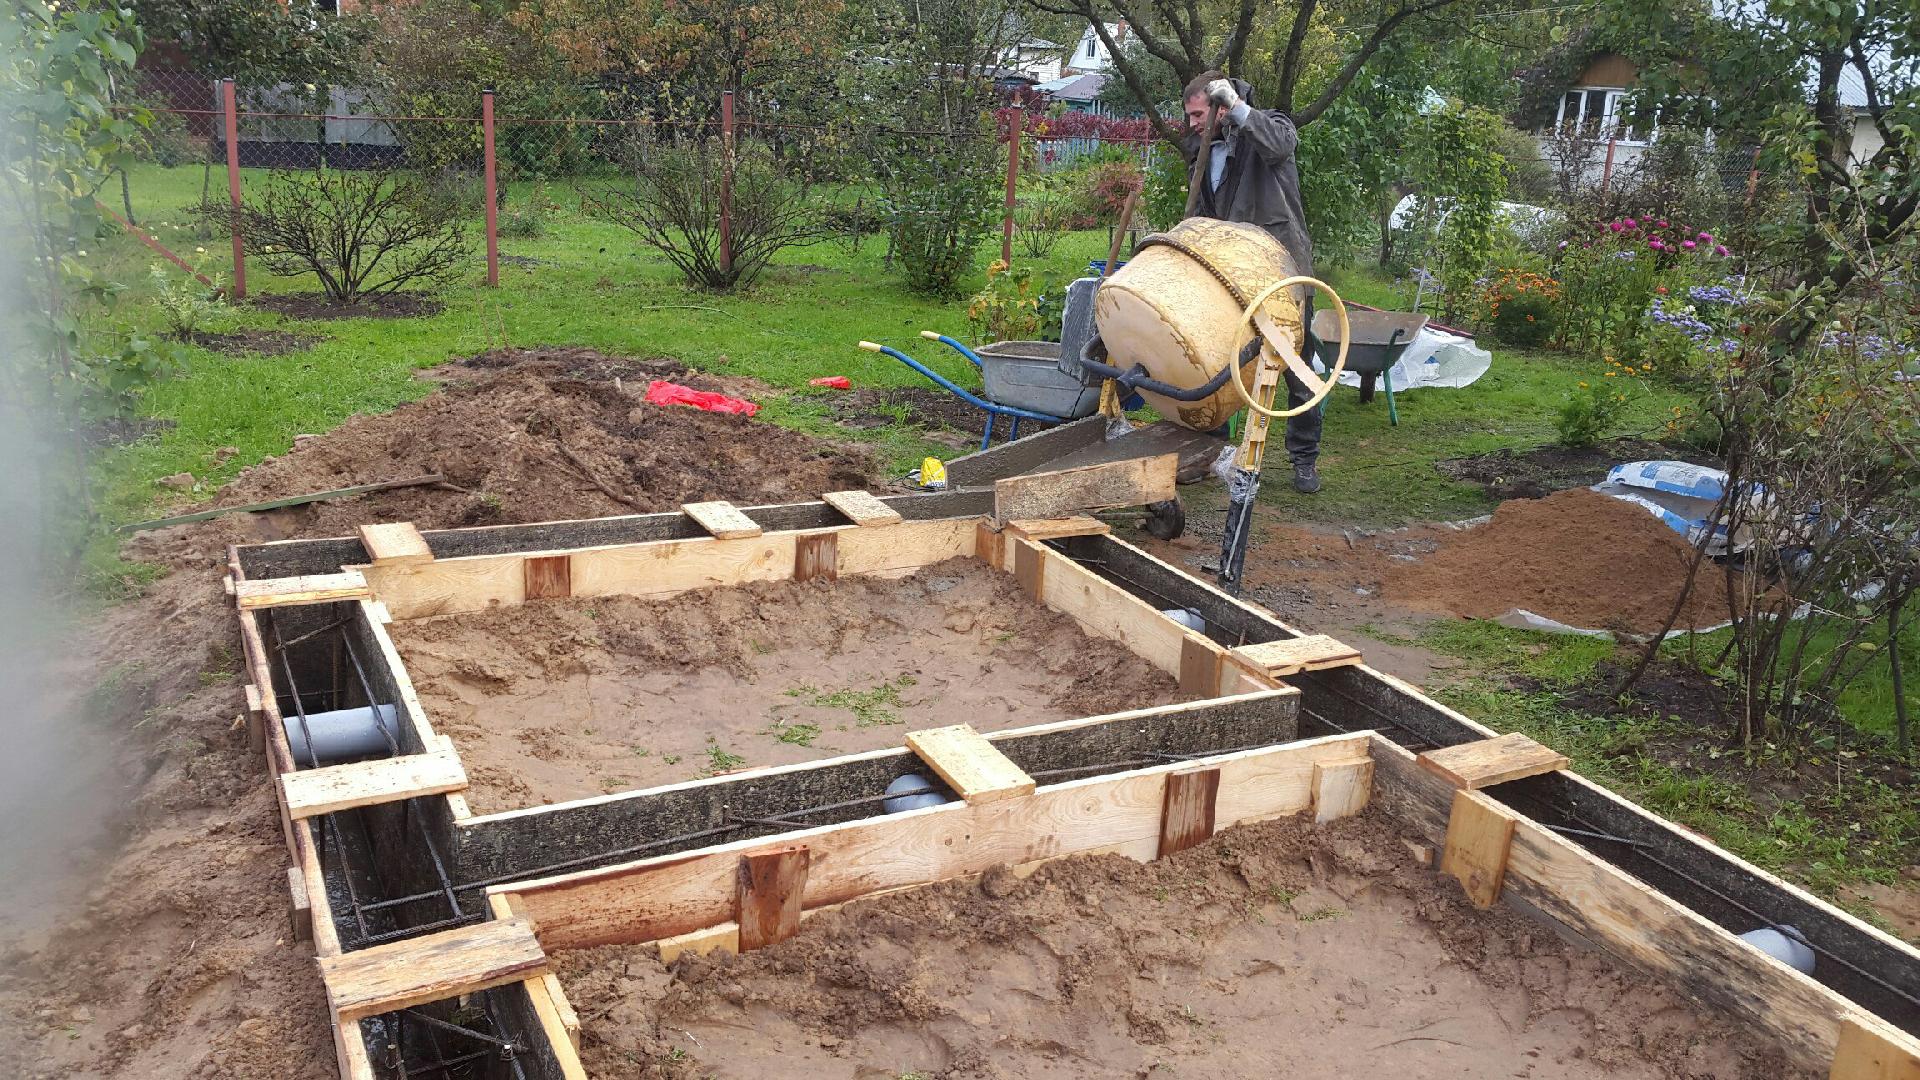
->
{"left": 1331, "top": 325, "right": 1493, "bottom": 393}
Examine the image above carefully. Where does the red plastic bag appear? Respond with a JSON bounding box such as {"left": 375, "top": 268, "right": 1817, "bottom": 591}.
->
{"left": 644, "top": 380, "right": 759, "bottom": 417}
{"left": 808, "top": 376, "right": 852, "bottom": 390}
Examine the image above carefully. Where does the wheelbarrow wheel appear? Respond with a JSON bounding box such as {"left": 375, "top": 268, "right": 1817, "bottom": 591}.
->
{"left": 1143, "top": 497, "right": 1186, "bottom": 541}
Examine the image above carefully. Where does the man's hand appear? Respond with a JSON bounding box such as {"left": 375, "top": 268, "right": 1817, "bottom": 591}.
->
{"left": 1206, "top": 79, "right": 1242, "bottom": 111}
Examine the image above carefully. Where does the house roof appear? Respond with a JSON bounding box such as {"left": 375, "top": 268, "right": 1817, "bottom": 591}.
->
{"left": 1036, "top": 72, "right": 1107, "bottom": 101}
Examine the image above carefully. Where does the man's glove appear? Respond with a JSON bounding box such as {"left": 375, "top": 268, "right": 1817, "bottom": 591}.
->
{"left": 1206, "top": 79, "right": 1242, "bottom": 111}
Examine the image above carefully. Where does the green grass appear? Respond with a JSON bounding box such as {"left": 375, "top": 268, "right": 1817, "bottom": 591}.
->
{"left": 1412, "top": 619, "right": 1919, "bottom": 898}
{"left": 783, "top": 674, "right": 919, "bottom": 727}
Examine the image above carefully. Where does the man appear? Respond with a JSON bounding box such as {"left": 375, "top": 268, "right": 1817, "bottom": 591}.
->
{"left": 1181, "top": 72, "right": 1323, "bottom": 494}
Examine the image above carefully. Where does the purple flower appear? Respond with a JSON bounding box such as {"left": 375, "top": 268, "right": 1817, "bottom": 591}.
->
{"left": 1624, "top": 218, "right": 1638, "bottom": 228}
{"left": 1656, "top": 219, "right": 1668, "bottom": 228}
{"left": 1649, "top": 238, "right": 1664, "bottom": 250}
{"left": 1611, "top": 221, "right": 1625, "bottom": 233}
{"left": 1557, "top": 240, "right": 1569, "bottom": 250}
{"left": 1683, "top": 240, "right": 1697, "bottom": 250}
{"left": 1698, "top": 231, "right": 1712, "bottom": 241}
{"left": 1714, "top": 244, "right": 1729, "bottom": 256}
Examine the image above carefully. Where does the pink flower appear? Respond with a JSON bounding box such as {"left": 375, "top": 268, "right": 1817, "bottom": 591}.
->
{"left": 1649, "top": 238, "right": 1664, "bottom": 250}
{"left": 1611, "top": 221, "right": 1625, "bottom": 233}
{"left": 1698, "top": 231, "right": 1712, "bottom": 241}
{"left": 1714, "top": 244, "right": 1729, "bottom": 256}
{"left": 1624, "top": 218, "right": 1638, "bottom": 228}
{"left": 1682, "top": 239, "right": 1697, "bottom": 250}
{"left": 1656, "top": 219, "right": 1668, "bottom": 228}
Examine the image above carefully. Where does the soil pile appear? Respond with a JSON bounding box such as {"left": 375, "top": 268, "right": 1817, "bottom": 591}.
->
{"left": 392, "top": 560, "right": 1190, "bottom": 813}
{"left": 0, "top": 347, "right": 885, "bottom": 1080}
{"left": 130, "top": 347, "right": 878, "bottom": 572}
{"left": 1388, "top": 487, "right": 1736, "bottom": 634}
{"left": 559, "top": 810, "right": 1800, "bottom": 1079}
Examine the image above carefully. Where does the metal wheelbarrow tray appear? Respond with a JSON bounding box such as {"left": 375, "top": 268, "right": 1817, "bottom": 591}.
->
{"left": 1309, "top": 308, "right": 1429, "bottom": 425}
{"left": 976, "top": 340, "right": 1104, "bottom": 420}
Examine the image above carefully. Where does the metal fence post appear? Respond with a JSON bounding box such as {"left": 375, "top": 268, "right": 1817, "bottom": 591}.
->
{"left": 1000, "top": 106, "right": 1024, "bottom": 267}
{"left": 483, "top": 89, "right": 499, "bottom": 287}
{"left": 222, "top": 77, "right": 246, "bottom": 299}
{"left": 719, "top": 89, "right": 735, "bottom": 278}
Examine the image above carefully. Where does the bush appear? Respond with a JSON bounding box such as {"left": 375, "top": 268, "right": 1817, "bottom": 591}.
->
{"left": 149, "top": 265, "right": 227, "bottom": 339}
{"left": 1142, "top": 145, "right": 1186, "bottom": 232}
{"left": 1554, "top": 376, "right": 1632, "bottom": 447}
{"left": 966, "top": 261, "right": 1044, "bottom": 343}
{"left": 497, "top": 184, "right": 557, "bottom": 239}
{"left": 1553, "top": 214, "right": 1735, "bottom": 355}
{"left": 1071, "top": 159, "right": 1142, "bottom": 226}
{"left": 1479, "top": 268, "right": 1560, "bottom": 346}
{"left": 587, "top": 139, "right": 832, "bottom": 291}
{"left": 1013, "top": 179, "right": 1073, "bottom": 259}
{"left": 198, "top": 166, "right": 470, "bottom": 306}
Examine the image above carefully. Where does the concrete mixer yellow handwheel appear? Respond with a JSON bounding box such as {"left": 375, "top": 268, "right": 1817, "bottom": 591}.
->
{"left": 1230, "top": 276, "right": 1349, "bottom": 419}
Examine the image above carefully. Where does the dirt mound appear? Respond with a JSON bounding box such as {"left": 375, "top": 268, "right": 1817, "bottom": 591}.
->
{"left": 560, "top": 810, "right": 1797, "bottom": 1079}
{"left": 1388, "top": 487, "right": 1735, "bottom": 634}
{"left": 130, "top": 347, "right": 878, "bottom": 572}
{"left": 1, "top": 348, "right": 882, "bottom": 1080}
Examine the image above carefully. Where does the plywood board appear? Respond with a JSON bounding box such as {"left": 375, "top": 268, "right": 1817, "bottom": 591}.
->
{"left": 1441, "top": 788, "right": 1516, "bottom": 909}
{"left": 822, "top": 489, "right": 904, "bottom": 526}
{"left": 682, "top": 500, "right": 763, "bottom": 539}
{"left": 1179, "top": 634, "right": 1225, "bottom": 698}
{"left": 1005, "top": 516, "right": 1111, "bottom": 541}
{"left": 1230, "top": 634, "right": 1362, "bottom": 677}
{"left": 737, "top": 846, "right": 810, "bottom": 951}
{"left": 496, "top": 731, "right": 1373, "bottom": 951}
{"left": 317, "top": 915, "right": 548, "bottom": 1023}
{"left": 234, "top": 571, "right": 370, "bottom": 610}
{"left": 280, "top": 749, "right": 468, "bottom": 820}
{"left": 993, "top": 453, "right": 1177, "bottom": 522}
{"left": 1419, "top": 732, "right": 1569, "bottom": 790}
{"left": 356, "top": 522, "right": 432, "bottom": 566}
{"left": 906, "top": 724, "right": 1035, "bottom": 805}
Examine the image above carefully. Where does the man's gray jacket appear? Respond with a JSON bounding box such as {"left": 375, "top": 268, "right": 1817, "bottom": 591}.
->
{"left": 1180, "top": 88, "right": 1314, "bottom": 276}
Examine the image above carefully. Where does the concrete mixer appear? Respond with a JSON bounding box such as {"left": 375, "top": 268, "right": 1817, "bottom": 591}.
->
{"left": 1076, "top": 218, "right": 1350, "bottom": 593}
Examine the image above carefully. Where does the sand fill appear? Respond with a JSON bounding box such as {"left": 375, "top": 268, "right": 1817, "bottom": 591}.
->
{"left": 559, "top": 810, "right": 1803, "bottom": 1080}
{"left": 392, "top": 559, "right": 1191, "bottom": 813}
{"left": 1388, "top": 487, "right": 1737, "bottom": 634}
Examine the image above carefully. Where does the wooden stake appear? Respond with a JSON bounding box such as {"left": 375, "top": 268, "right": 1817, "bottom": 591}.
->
{"left": 523, "top": 555, "right": 572, "bottom": 600}
{"left": 1441, "top": 788, "right": 1516, "bottom": 909}
{"left": 1157, "top": 766, "right": 1220, "bottom": 858}
{"left": 737, "top": 846, "right": 809, "bottom": 952}
{"left": 794, "top": 531, "right": 837, "bottom": 582}
{"left": 1311, "top": 758, "right": 1373, "bottom": 823}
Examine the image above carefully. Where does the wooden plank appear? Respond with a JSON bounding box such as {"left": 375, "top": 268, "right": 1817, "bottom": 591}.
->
{"left": 244, "top": 683, "right": 265, "bottom": 753}
{"left": 1440, "top": 788, "right": 1516, "bottom": 909}
{"left": 1027, "top": 540, "right": 1187, "bottom": 676}
{"left": 1157, "top": 766, "right": 1220, "bottom": 858}
{"left": 234, "top": 570, "right": 370, "bottom": 610}
{"left": 1833, "top": 1017, "right": 1920, "bottom": 1080}
{"left": 1005, "top": 516, "right": 1110, "bottom": 541}
{"left": 737, "top": 846, "right": 811, "bottom": 951}
{"left": 1013, "top": 537, "right": 1045, "bottom": 600}
{"left": 317, "top": 915, "right": 548, "bottom": 1023}
{"left": 794, "top": 531, "right": 837, "bottom": 582}
{"left": 540, "top": 972, "right": 582, "bottom": 1054}
{"left": 1311, "top": 758, "right": 1373, "bottom": 823}
{"left": 682, "top": 500, "right": 762, "bottom": 539}
{"left": 356, "top": 521, "right": 433, "bottom": 566}
{"left": 831, "top": 515, "right": 976, "bottom": 575}
{"left": 496, "top": 731, "right": 1372, "bottom": 951}
{"left": 1419, "top": 731, "right": 1570, "bottom": 790}
{"left": 993, "top": 453, "right": 1178, "bottom": 522}
{"left": 332, "top": 1016, "right": 375, "bottom": 1080}
{"left": 905, "top": 724, "right": 1036, "bottom": 805}
{"left": 523, "top": 975, "right": 590, "bottom": 1080}
{"left": 124, "top": 473, "right": 445, "bottom": 533}
{"left": 821, "top": 489, "right": 904, "bottom": 526}
{"left": 523, "top": 554, "right": 571, "bottom": 600}
{"left": 280, "top": 749, "right": 468, "bottom": 820}
{"left": 975, "top": 519, "right": 1005, "bottom": 569}
{"left": 287, "top": 865, "right": 312, "bottom": 943}
{"left": 1179, "top": 635, "right": 1224, "bottom": 697}
{"left": 1230, "top": 633, "right": 1362, "bottom": 677}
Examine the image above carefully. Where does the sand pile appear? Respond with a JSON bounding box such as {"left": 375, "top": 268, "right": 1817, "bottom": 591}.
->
{"left": 1389, "top": 487, "right": 1736, "bottom": 634}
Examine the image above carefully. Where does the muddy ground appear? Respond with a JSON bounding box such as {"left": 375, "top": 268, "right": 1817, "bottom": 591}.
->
{"left": 0, "top": 349, "right": 886, "bottom": 1080}
{"left": 560, "top": 810, "right": 1805, "bottom": 1080}
{"left": 392, "top": 560, "right": 1188, "bottom": 814}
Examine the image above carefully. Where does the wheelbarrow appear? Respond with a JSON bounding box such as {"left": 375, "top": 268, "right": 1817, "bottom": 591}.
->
{"left": 1308, "top": 308, "right": 1429, "bottom": 426}
{"left": 856, "top": 334, "right": 1103, "bottom": 451}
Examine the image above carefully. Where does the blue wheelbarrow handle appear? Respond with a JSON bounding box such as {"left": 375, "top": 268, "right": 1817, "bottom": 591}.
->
{"left": 918, "top": 331, "right": 984, "bottom": 370}
{"left": 855, "top": 341, "right": 1065, "bottom": 424}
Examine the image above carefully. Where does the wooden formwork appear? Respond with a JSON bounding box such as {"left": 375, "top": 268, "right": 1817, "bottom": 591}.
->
{"left": 223, "top": 436, "right": 1920, "bottom": 1080}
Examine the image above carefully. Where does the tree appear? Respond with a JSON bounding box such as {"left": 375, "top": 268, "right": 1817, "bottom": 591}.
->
{"left": 1025, "top": 0, "right": 1481, "bottom": 143}
{"left": 132, "top": 0, "right": 365, "bottom": 86}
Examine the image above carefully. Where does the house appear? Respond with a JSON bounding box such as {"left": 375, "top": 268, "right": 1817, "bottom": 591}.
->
{"left": 1538, "top": 51, "right": 1884, "bottom": 186}
{"left": 1066, "top": 22, "right": 1127, "bottom": 75}
{"left": 1000, "top": 37, "right": 1064, "bottom": 83}
{"left": 1034, "top": 72, "right": 1110, "bottom": 114}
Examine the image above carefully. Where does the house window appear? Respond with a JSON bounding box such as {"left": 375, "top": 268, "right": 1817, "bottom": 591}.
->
{"left": 1085, "top": 37, "right": 1097, "bottom": 59}
{"left": 1555, "top": 87, "right": 1652, "bottom": 144}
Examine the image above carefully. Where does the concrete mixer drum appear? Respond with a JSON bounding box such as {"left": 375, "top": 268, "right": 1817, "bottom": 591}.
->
{"left": 1092, "top": 218, "right": 1323, "bottom": 431}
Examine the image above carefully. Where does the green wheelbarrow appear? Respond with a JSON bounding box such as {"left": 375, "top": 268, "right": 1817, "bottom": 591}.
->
{"left": 1309, "top": 308, "right": 1429, "bottom": 426}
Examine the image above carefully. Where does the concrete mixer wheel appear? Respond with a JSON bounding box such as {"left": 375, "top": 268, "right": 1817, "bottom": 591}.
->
{"left": 1143, "top": 498, "right": 1186, "bottom": 541}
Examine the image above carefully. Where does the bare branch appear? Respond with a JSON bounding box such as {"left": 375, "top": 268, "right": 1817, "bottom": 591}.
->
{"left": 1295, "top": 0, "right": 1462, "bottom": 126}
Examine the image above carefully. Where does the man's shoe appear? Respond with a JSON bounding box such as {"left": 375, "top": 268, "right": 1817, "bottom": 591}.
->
{"left": 1292, "top": 461, "right": 1321, "bottom": 494}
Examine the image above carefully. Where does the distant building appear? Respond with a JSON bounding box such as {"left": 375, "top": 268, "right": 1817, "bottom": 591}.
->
{"left": 1065, "top": 22, "right": 1127, "bottom": 74}
{"left": 1034, "top": 72, "right": 1110, "bottom": 115}
{"left": 1000, "top": 37, "right": 1065, "bottom": 83}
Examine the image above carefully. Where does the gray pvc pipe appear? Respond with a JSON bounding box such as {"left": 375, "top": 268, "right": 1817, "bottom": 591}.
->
{"left": 282, "top": 703, "right": 399, "bottom": 765}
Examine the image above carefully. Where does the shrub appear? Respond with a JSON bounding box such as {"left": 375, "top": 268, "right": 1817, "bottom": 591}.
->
{"left": 199, "top": 166, "right": 470, "bottom": 306}
{"left": 149, "top": 265, "right": 227, "bottom": 339}
{"left": 882, "top": 144, "right": 998, "bottom": 299}
{"left": 587, "top": 139, "right": 832, "bottom": 291}
{"left": 1554, "top": 376, "right": 1632, "bottom": 447}
{"left": 497, "top": 184, "right": 557, "bottom": 239}
{"left": 1479, "top": 269, "right": 1560, "bottom": 346}
{"left": 965, "top": 261, "right": 1044, "bottom": 343}
{"left": 1553, "top": 214, "right": 1734, "bottom": 355}
{"left": 1142, "top": 145, "right": 1187, "bottom": 232}
{"left": 1013, "top": 179, "right": 1073, "bottom": 259}
{"left": 1071, "top": 158, "right": 1142, "bottom": 225}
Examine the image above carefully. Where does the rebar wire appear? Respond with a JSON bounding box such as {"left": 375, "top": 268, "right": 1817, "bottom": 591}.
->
{"left": 338, "top": 630, "right": 402, "bottom": 756}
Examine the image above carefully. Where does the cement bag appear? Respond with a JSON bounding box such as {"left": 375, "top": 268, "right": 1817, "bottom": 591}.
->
{"left": 1094, "top": 218, "right": 1305, "bottom": 431}
{"left": 1590, "top": 460, "right": 1744, "bottom": 554}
